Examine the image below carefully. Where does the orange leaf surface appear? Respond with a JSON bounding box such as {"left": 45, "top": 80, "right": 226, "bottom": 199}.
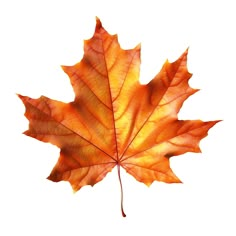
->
{"left": 18, "top": 18, "right": 219, "bottom": 217}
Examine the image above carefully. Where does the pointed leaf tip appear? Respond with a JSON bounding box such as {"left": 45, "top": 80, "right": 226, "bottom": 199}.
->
{"left": 95, "top": 17, "right": 103, "bottom": 30}
{"left": 182, "top": 48, "right": 189, "bottom": 59}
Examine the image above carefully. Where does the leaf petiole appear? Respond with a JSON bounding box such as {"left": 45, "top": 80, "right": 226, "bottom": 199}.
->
{"left": 117, "top": 164, "right": 126, "bottom": 217}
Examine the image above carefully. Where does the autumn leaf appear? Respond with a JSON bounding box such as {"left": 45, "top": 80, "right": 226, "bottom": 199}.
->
{"left": 18, "top": 17, "right": 219, "bottom": 217}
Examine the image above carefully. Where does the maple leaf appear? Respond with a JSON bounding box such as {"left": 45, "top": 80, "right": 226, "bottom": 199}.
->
{"left": 18, "top": 17, "right": 219, "bottom": 217}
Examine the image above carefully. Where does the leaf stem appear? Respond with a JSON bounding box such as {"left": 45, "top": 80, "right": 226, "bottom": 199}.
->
{"left": 117, "top": 164, "right": 126, "bottom": 217}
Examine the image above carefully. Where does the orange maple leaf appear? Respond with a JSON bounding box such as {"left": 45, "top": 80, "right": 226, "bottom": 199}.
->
{"left": 18, "top": 18, "right": 219, "bottom": 217}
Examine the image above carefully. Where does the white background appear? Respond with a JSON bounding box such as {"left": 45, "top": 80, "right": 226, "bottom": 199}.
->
{"left": 0, "top": 0, "right": 235, "bottom": 235}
